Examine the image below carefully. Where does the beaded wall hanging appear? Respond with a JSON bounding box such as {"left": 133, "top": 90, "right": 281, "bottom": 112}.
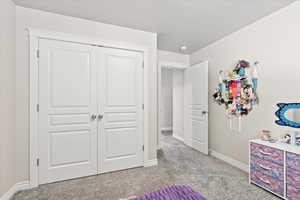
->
{"left": 213, "top": 60, "right": 259, "bottom": 131}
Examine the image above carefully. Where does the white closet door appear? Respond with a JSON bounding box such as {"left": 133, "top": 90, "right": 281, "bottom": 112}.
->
{"left": 96, "top": 47, "right": 144, "bottom": 173}
{"left": 38, "top": 39, "right": 98, "bottom": 184}
{"left": 184, "top": 61, "right": 209, "bottom": 154}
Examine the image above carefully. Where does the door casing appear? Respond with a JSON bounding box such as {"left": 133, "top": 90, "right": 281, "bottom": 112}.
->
{"left": 28, "top": 28, "right": 150, "bottom": 188}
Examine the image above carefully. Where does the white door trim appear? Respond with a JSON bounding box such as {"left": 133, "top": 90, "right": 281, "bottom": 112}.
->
{"left": 28, "top": 28, "right": 150, "bottom": 188}
{"left": 157, "top": 61, "right": 188, "bottom": 149}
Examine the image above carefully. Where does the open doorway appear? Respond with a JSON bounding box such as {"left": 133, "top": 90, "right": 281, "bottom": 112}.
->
{"left": 158, "top": 61, "right": 209, "bottom": 155}
{"left": 160, "top": 68, "right": 185, "bottom": 141}
{"left": 161, "top": 68, "right": 173, "bottom": 136}
{"left": 158, "top": 63, "right": 187, "bottom": 149}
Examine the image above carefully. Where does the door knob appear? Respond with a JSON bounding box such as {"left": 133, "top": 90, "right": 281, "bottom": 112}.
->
{"left": 91, "top": 114, "right": 97, "bottom": 121}
{"left": 98, "top": 114, "right": 104, "bottom": 120}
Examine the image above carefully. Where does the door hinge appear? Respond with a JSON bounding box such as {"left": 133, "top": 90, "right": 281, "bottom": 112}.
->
{"left": 142, "top": 104, "right": 144, "bottom": 110}
{"left": 37, "top": 158, "right": 40, "bottom": 166}
{"left": 37, "top": 50, "right": 40, "bottom": 58}
{"left": 142, "top": 61, "right": 144, "bottom": 68}
{"left": 142, "top": 145, "right": 144, "bottom": 151}
{"left": 36, "top": 104, "right": 40, "bottom": 112}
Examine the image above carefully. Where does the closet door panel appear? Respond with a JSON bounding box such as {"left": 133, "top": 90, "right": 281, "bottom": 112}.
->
{"left": 38, "top": 39, "right": 98, "bottom": 184}
{"left": 96, "top": 47, "right": 144, "bottom": 173}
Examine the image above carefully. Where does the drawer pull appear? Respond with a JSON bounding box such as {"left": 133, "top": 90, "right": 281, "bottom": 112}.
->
{"left": 258, "top": 164, "right": 271, "bottom": 171}
{"left": 259, "top": 150, "right": 272, "bottom": 156}
{"left": 258, "top": 177, "right": 271, "bottom": 185}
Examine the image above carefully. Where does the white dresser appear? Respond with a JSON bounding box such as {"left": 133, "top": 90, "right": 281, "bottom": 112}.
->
{"left": 250, "top": 139, "right": 300, "bottom": 199}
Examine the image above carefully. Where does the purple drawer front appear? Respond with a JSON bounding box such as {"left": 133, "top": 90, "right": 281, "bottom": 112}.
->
{"left": 250, "top": 169, "right": 284, "bottom": 197}
{"left": 287, "top": 167, "right": 300, "bottom": 189}
{"left": 250, "top": 143, "right": 284, "bottom": 166}
{"left": 287, "top": 152, "right": 300, "bottom": 172}
{"left": 250, "top": 156, "right": 284, "bottom": 181}
{"left": 286, "top": 155, "right": 300, "bottom": 200}
{"left": 287, "top": 184, "right": 300, "bottom": 200}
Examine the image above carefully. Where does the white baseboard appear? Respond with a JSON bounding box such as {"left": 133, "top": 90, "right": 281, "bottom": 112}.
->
{"left": 0, "top": 181, "right": 30, "bottom": 200}
{"left": 161, "top": 127, "right": 172, "bottom": 132}
{"left": 173, "top": 134, "right": 184, "bottom": 142}
{"left": 184, "top": 138, "right": 192, "bottom": 147}
{"left": 210, "top": 150, "right": 249, "bottom": 173}
{"left": 144, "top": 159, "right": 158, "bottom": 167}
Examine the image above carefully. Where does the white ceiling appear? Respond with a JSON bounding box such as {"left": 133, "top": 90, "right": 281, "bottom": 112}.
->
{"left": 13, "top": 0, "right": 295, "bottom": 54}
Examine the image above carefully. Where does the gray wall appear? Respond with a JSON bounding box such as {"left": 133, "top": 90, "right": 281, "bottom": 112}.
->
{"left": 16, "top": 6, "right": 157, "bottom": 183}
{"left": 172, "top": 69, "right": 184, "bottom": 140}
{"left": 190, "top": 2, "right": 300, "bottom": 164}
{"left": 161, "top": 68, "right": 173, "bottom": 130}
{"left": 0, "top": 0, "right": 16, "bottom": 196}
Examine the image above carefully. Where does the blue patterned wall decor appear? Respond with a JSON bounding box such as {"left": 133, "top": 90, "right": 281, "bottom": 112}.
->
{"left": 275, "top": 103, "right": 300, "bottom": 128}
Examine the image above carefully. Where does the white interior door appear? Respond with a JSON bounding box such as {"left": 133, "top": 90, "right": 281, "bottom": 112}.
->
{"left": 96, "top": 47, "right": 144, "bottom": 173}
{"left": 38, "top": 39, "right": 98, "bottom": 184}
{"left": 184, "top": 61, "right": 208, "bottom": 154}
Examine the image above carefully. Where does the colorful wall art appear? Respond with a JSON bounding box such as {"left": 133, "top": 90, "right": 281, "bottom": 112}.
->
{"left": 213, "top": 60, "right": 259, "bottom": 118}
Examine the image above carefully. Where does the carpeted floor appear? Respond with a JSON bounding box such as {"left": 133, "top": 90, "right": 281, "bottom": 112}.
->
{"left": 13, "top": 131, "right": 280, "bottom": 200}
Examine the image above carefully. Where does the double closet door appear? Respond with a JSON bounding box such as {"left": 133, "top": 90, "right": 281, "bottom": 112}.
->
{"left": 38, "top": 39, "right": 144, "bottom": 184}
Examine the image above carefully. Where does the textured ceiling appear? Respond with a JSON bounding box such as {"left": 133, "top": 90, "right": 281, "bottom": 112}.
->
{"left": 13, "top": 0, "right": 295, "bottom": 54}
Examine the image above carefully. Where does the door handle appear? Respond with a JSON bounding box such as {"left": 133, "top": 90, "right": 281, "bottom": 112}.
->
{"left": 91, "top": 114, "right": 97, "bottom": 121}
{"left": 202, "top": 111, "right": 208, "bottom": 115}
{"left": 98, "top": 114, "right": 104, "bottom": 120}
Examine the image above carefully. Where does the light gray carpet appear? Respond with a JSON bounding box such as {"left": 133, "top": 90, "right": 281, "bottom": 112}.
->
{"left": 13, "top": 134, "right": 280, "bottom": 200}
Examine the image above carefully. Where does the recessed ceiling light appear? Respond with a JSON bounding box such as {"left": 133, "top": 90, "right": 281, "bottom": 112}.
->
{"left": 180, "top": 46, "right": 187, "bottom": 52}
